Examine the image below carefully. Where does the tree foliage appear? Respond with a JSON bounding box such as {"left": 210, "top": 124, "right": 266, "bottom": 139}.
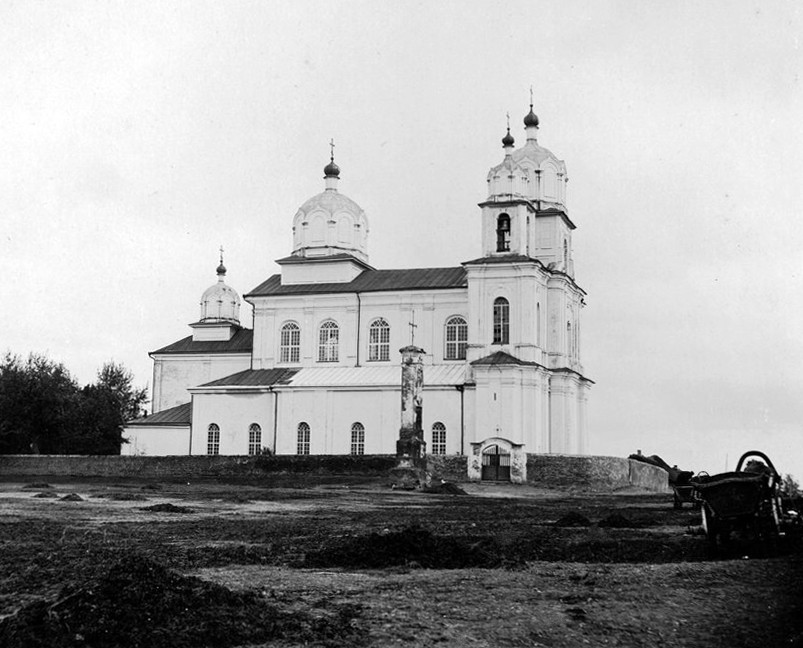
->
{"left": 0, "top": 353, "right": 148, "bottom": 455}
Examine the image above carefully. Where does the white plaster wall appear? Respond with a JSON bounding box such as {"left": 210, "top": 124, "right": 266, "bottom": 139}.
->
{"left": 121, "top": 426, "right": 190, "bottom": 456}
{"left": 282, "top": 259, "right": 365, "bottom": 285}
{"left": 191, "top": 391, "right": 274, "bottom": 455}
{"left": 152, "top": 354, "right": 251, "bottom": 413}
{"left": 271, "top": 385, "right": 463, "bottom": 455}
{"left": 250, "top": 288, "right": 468, "bottom": 370}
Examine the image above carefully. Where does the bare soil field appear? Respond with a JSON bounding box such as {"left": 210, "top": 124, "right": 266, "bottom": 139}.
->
{"left": 0, "top": 476, "right": 801, "bottom": 647}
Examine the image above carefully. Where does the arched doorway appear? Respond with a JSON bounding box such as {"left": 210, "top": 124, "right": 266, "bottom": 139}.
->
{"left": 481, "top": 444, "right": 511, "bottom": 481}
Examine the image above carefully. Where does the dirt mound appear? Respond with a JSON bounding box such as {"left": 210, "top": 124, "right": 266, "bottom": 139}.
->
{"left": 423, "top": 482, "right": 467, "bottom": 495}
{"left": 94, "top": 493, "right": 148, "bottom": 501}
{"left": 554, "top": 512, "right": 592, "bottom": 527}
{"left": 0, "top": 555, "right": 364, "bottom": 648}
{"left": 305, "top": 525, "right": 500, "bottom": 569}
{"left": 22, "top": 483, "right": 52, "bottom": 490}
{"left": 598, "top": 513, "right": 641, "bottom": 528}
{"left": 60, "top": 494, "right": 83, "bottom": 502}
{"left": 141, "top": 503, "right": 194, "bottom": 514}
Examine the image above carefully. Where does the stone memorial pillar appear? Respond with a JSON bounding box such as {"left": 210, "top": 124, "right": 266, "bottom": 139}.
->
{"left": 390, "top": 345, "right": 428, "bottom": 488}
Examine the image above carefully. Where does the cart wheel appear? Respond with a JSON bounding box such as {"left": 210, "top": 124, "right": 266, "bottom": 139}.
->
{"left": 702, "top": 504, "right": 718, "bottom": 546}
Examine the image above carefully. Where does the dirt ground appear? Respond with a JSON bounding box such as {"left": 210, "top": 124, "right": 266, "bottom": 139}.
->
{"left": 0, "top": 476, "right": 801, "bottom": 647}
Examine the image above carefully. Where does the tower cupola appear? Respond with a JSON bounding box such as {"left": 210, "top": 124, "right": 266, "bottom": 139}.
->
{"left": 199, "top": 249, "right": 241, "bottom": 325}
{"left": 290, "top": 142, "right": 370, "bottom": 263}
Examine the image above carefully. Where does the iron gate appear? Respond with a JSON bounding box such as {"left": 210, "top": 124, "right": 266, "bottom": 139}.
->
{"left": 481, "top": 445, "right": 511, "bottom": 481}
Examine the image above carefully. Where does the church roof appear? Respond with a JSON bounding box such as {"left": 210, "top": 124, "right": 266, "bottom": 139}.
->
{"left": 151, "top": 328, "right": 253, "bottom": 355}
{"left": 471, "top": 351, "right": 544, "bottom": 367}
{"left": 126, "top": 401, "right": 192, "bottom": 427}
{"left": 246, "top": 266, "right": 467, "bottom": 297}
{"left": 199, "top": 368, "right": 299, "bottom": 387}
{"left": 462, "top": 254, "right": 542, "bottom": 266}
{"left": 286, "top": 364, "right": 468, "bottom": 387}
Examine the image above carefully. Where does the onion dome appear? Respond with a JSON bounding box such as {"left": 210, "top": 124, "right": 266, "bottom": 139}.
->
{"left": 199, "top": 253, "right": 241, "bottom": 324}
{"left": 323, "top": 157, "right": 340, "bottom": 178}
{"left": 523, "top": 106, "right": 539, "bottom": 128}
{"left": 502, "top": 127, "right": 515, "bottom": 148}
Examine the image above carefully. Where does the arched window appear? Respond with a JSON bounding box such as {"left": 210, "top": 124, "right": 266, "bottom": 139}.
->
{"left": 496, "top": 213, "right": 511, "bottom": 252}
{"left": 368, "top": 318, "right": 390, "bottom": 361}
{"left": 493, "top": 297, "right": 509, "bottom": 345}
{"left": 444, "top": 316, "right": 468, "bottom": 360}
{"left": 431, "top": 422, "right": 446, "bottom": 455}
{"left": 280, "top": 322, "right": 300, "bottom": 363}
{"left": 248, "top": 423, "right": 262, "bottom": 455}
{"left": 207, "top": 424, "right": 220, "bottom": 456}
{"left": 318, "top": 320, "right": 339, "bottom": 362}
{"left": 350, "top": 422, "right": 365, "bottom": 455}
{"left": 297, "top": 422, "right": 310, "bottom": 455}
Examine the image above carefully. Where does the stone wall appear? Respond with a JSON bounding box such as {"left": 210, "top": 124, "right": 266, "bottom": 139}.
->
{"left": 525, "top": 454, "right": 669, "bottom": 492}
{"left": 0, "top": 454, "right": 397, "bottom": 480}
{"left": 0, "top": 452, "right": 668, "bottom": 492}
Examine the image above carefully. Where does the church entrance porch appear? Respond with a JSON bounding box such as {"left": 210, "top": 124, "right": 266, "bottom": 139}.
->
{"left": 481, "top": 444, "right": 510, "bottom": 481}
{"left": 468, "top": 437, "right": 526, "bottom": 483}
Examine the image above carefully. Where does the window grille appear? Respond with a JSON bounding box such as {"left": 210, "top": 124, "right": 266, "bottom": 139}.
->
{"left": 350, "top": 422, "right": 365, "bottom": 455}
{"left": 445, "top": 316, "right": 467, "bottom": 360}
{"left": 207, "top": 424, "right": 220, "bottom": 455}
{"left": 248, "top": 423, "right": 261, "bottom": 455}
{"left": 431, "top": 422, "right": 446, "bottom": 455}
{"left": 297, "top": 422, "right": 310, "bottom": 455}
{"left": 318, "top": 321, "right": 339, "bottom": 362}
{"left": 280, "top": 322, "right": 300, "bottom": 363}
{"left": 493, "top": 297, "right": 509, "bottom": 345}
{"left": 368, "top": 318, "right": 390, "bottom": 361}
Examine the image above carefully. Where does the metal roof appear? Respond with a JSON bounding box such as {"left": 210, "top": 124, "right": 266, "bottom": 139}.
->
{"left": 285, "top": 363, "right": 468, "bottom": 388}
{"left": 151, "top": 328, "right": 253, "bottom": 355}
{"left": 199, "top": 368, "right": 300, "bottom": 388}
{"left": 246, "top": 266, "right": 467, "bottom": 298}
{"left": 471, "top": 351, "right": 542, "bottom": 367}
{"left": 127, "top": 401, "right": 191, "bottom": 427}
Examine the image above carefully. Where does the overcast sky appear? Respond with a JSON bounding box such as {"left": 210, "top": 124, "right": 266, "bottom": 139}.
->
{"left": 2, "top": 1, "right": 801, "bottom": 479}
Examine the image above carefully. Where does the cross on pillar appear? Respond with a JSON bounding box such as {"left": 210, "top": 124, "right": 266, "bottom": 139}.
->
{"left": 408, "top": 311, "right": 418, "bottom": 346}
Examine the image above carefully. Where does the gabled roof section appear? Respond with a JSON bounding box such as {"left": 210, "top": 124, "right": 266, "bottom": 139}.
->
{"left": 246, "top": 266, "right": 467, "bottom": 298}
{"left": 127, "top": 402, "right": 191, "bottom": 427}
{"left": 274, "top": 253, "right": 375, "bottom": 270}
{"left": 151, "top": 328, "right": 253, "bottom": 355}
{"left": 198, "top": 368, "right": 299, "bottom": 388}
{"left": 471, "top": 351, "right": 543, "bottom": 367}
{"left": 462, "top": 254, "right": 542, "bottom": 266}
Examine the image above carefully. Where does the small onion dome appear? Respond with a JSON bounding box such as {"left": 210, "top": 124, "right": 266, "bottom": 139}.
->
{"left": 524, "top": 107, "right": 539, "bottom": 128}
{"left": 323, "top": 158, "right": 340, "bottom": 178}
{"left": 502, "top": 128, "right": 515, "bottom": 148}
{"left": 216, "top": 261, "right": 227, "bottom": 276}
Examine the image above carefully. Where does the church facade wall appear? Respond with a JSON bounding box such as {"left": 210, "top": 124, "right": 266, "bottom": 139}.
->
{"left": 251, "top": 288, "right": 468, "bottom": 370}
{"left": 122, "top": 425, "right": 190, "bottom": 456}
{"left": 152, "top": 353, "right": 251, "bottom": 413}
{"left": 191, "top": 391, "right": 273, "bottom": 456}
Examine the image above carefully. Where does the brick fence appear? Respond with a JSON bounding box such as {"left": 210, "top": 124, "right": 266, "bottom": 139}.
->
{"left": 0, "top": 453, "right": 668, "bottom": 492}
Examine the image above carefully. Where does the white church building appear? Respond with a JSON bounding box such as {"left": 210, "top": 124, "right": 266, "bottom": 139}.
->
{"left": 124, "top": 105, "right": 593, "bottom": 464}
